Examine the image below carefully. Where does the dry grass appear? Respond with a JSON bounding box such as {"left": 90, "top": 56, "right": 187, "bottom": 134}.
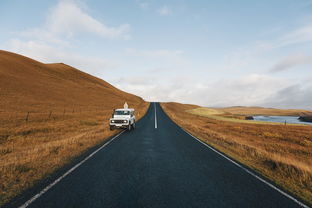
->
{"left": 0, "top": 50, "right": 149, "bottom": 205}
{"left": 217, "top": 106, "right": 312, "bottom": 116}
{"left": 161, "top": 102, "right": 312, "bottom": 205}
{"left": 188, "top": 106, "right": 312, "bottom": 125}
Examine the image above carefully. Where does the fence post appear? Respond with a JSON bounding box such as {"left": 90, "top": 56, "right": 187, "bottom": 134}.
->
{"left": 48, "top": 111, "right": 52, "bottom": 119}
{"left": 25, "top": 112, "right": 30, "bottom": 122}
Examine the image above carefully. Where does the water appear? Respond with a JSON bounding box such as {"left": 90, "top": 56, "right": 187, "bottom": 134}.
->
{"left": 253, "top": 116, "right": 312, "bottom": 125}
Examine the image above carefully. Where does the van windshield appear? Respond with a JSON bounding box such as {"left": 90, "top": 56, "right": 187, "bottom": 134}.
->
{"left": 114, "top": 110, "right": 130, "bottom": 115}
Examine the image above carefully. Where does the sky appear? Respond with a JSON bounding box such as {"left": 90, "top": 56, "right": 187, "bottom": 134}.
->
{"left": 1, "top": 0, "right": 312, "bottom": 109}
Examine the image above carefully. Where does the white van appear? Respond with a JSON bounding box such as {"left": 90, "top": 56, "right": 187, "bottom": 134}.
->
{"left": 109, "top": 108, "right": 136, "bottom": 131}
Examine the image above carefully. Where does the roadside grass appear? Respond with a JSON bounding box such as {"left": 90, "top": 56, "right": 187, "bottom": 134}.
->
{"left": 161, "top": 102, "right": 312, "bottom": 205}
{"left": 0, "top": 102, "right": 149, "bottom": 206}
{"left": 0, "top": 50, "right": 151, "bottom": 206}
{"left": 80, "top": 119, "right": 99, "bottom": 126}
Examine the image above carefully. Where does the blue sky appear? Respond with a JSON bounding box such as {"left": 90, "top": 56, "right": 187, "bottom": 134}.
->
{"left": 1, "top": 0, "right": 312, "bottom": 108}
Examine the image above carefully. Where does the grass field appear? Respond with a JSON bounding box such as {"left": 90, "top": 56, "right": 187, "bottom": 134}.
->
{"left": 219, "top": 106, "right": 312, "bottom": 116}
{"left": 187, "top": 107, "right": 312, "bottom": 125}
{"left": 161, "top": 102, "right": 312, "bottom": 204}
{"left": 0, "top": 50, "right": 149, "bottom": 205}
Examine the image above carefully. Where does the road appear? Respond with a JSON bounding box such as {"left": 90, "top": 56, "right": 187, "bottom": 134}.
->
{"left": 7, "top": 103, "right": 308, "bottom": 208}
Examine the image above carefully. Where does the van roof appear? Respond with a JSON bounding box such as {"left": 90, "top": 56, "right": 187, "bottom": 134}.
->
{"left": 115, "top": 108, "right": 134, "bottom": 111}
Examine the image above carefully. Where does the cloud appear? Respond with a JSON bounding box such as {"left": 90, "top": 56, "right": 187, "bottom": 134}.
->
{"left": 47, "top": 1, "right": 130, "bottom": 39}
{"left": 125, "top": 48, "right": 183, "bottom": 58}
{"left": 124, "top": 48, "right": 187, "bottom": 67}
{"left": 114, "top": 75, "right": 156, "bottom": 86}
{"left": 3, "top": 0, "right": 125, "bottom": 77}
{"left": 278, "top": 25, "right": 312, "bottom": 47}
{"left": 259, "top": 25, "right": 312, "bottom": 50}
{"left": 157, "top": 5, "right": 172, "bottom": 16}
{"left": 21, "top": 0, "right": 130, "bottom": 40}
{"left": 114, "top": 74, "right": 304, "bottom": 108}
{"left": 270, "top": 53, "right": 312, "bottom": 72}
{"left": 262, "top": 83, "right": 312, "bottom": 109}
{"left": 136, "top": 0, "right": 149, "bottom": 9}
{"left": 7, "top": 39, "right": 117, "bottom": 76}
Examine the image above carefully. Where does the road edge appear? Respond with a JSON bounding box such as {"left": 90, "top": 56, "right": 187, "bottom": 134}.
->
{"left": 159, "top": 102, "right": 311, "bottom": 208}
{"left": 4, "top": 102, "right": 151, "bottom": 208}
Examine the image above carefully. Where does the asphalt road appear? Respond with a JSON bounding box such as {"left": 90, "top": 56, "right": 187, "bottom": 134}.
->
{"left": 8, "top": 103, "right": 309, "bottom": 208}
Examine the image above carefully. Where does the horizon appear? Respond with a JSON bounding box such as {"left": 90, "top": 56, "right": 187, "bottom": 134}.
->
{"left": 1, "top": 0, "right": 312, "bottom": 109}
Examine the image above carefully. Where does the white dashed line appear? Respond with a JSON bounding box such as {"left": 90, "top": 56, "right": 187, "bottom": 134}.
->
{"left": 154, "top": 103, "right": 157, "bottom": 129}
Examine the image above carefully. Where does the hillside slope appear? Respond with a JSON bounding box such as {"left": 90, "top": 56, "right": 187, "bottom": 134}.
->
{"left": 0, "top": 50, "right": 149, "bottom": 205}
{"left": 0, "top": 50, "right": 144, "bottom": 112}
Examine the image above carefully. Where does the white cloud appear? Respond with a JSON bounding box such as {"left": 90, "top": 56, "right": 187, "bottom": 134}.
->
{"left": 3, "top": 0, "right": 125, "bottom": 77}
{"left": 125, "top": 48, "right": 183, "bottom": 58}
{"left": 262, "top": 83, "right": 312, "bottom": 109}
{"left": 114, "top": 74, "right": 305, "bottom": 108}
{"left": 270, "top": 53, "right": 312, "bottom": 72}
{"left": 116, "top": 22, "right": 312, "bottom": 108}
{"left": 20, "top": 0, "right": 130, "bottom": 41}
{"left": 157, "top": 5, "right": 172, "bottom": 16}
{"left": 46, "top": 1, "right": 130, "bottom": 39}
{"left": 278, "top": 25, "right": 312, "bottom": 47}
{"left": 7, "top": 39, "right": 117, "bottom": 75}
{"left": 124, "top": 48, "right": 188, "bottom": 67}
{"left": 136, "top": 0, "right": 149, "bottom": 9}
{"left": 115, "top": 75, "right": 156, "bottom": 86}
{"left": 258, "top": 24, "right": 312, "bottom": 50}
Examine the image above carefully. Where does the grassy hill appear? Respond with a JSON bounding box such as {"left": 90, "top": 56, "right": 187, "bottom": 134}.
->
{"left": 0, "top": 50, "right": 145, "bottom": 113}
{"left": 0, "top": 50, "right": 149, "bottom": 205}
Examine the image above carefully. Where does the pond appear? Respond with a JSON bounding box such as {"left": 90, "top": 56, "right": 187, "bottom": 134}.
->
{"left": 253, "top": 116, "right": 312, "bottom": 125}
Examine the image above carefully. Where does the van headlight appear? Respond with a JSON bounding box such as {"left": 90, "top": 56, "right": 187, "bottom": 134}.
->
{"left": 124, "top": 120, "right": 128, "bottom": 123}
{"left": 111, "top": 120, "right": 115, "bottom": 123}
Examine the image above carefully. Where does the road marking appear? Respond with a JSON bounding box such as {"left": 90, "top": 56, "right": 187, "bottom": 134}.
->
{"left": 154, "top": 103, "right": 157, "bottom": 129}
{"left": 18, "top": 131, "right": 124, "bottom": 208}
{"left": 182, "top": 129, "right": 309, "bottom": 208}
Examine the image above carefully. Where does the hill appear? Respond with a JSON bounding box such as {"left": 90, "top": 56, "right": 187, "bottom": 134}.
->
{"left": 0, "top": 50, "right": 149, "bottom": 205}
{"left": 0, "top": 50, "right": 145, "bottom": 113}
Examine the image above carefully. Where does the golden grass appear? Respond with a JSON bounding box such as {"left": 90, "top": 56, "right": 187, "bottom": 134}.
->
{"left": 0, "top": 50, "right": 149, "bottom": 205}
{"left": 0, "top": 105, "right": 149, "bottom": 205}
{"left": 161, "top": 102, "right": 312, "bottom": 204}
{"left": 218, "top": 106, "right": 312, "bottom": 116}
{"left": 187, "top": 107, "right": 256, "bottom": 124}
{"left": 188, "top": 107, "right": 311, "bottom": 125}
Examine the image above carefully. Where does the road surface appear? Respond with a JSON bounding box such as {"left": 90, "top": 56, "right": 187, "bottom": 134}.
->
{"left": 7, "top": 103, "right": 308, "bottom": 208}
